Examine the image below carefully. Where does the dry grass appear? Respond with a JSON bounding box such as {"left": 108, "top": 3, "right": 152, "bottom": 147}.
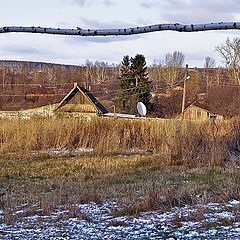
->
{"left": 0, "top": 117, "right": 239, "bottom": 222}
{"left": 0, "top": 155, "right": 239, "bottom": 222}
{"left": 0, "top": 117, "right": 239, "bottom": 167}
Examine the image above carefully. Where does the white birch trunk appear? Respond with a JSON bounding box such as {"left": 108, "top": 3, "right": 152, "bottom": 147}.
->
{"left": 0, "top": 22, "right": 239, "bottom": 36}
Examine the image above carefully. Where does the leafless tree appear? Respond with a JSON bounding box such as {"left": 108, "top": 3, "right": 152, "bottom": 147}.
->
{"left": 148, "top": 60, "right": 163, "bottom": 90}
{"left": 94, "top": 61, "right": 108, "bottom": 83}
{"left": 204, "top": 56, "right": 216, "bottom": 88}
{"left": 204, "top": 56, "right": 216, "bottom": 68}
{"left": 163, "top": 51, "right": 185, "bottom": 86}
{"left": 216, "top": 37, "right": 240, "bottom": 84}
{"left": 215, "top": 67, "right": 224, "bottom": 86}
{"left": 83, "top": 59, "right": 94, "bottom": 88}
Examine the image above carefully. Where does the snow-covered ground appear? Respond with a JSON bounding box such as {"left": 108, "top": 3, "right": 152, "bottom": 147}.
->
{"left": 0, "top": 200, "right": 239, "bottom": 239}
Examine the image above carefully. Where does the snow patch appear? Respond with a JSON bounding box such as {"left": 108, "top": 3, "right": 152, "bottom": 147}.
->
{"left": 0, "top": 200, "right": 239, "bottom": 239}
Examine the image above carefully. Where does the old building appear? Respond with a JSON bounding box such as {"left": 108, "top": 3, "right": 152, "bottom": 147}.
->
{"left": 180, "top": 103, "right": 224, "bottom": 121}
{"left": 0, "top": 83, "right": 108, "bottom": 119}
{"left": 54, "top": 83, "right": 108, "bottom": 117}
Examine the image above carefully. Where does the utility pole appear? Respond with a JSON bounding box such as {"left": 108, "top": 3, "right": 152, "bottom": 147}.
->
{"left": 181, "top": 64, "right": 189, "bottom": 116}
{"left": 135, "top": 75, "right": 139, "bottom": 87}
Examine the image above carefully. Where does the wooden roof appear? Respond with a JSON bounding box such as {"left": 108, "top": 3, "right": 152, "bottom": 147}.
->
{"left": 184, "top": 102, "right": 223, "bottom": 116}
{"left": 55, "top": 84, "right": 108, "bottom": 114}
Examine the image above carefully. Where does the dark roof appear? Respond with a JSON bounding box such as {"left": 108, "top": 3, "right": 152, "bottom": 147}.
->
{"left": 184, "top": 101, "right": 223, "bottom": 116}
{"left": 55, "top": 84, "right": 108, "bottom": 114}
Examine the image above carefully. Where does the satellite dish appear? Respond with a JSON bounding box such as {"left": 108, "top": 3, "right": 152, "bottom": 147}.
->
{"left": 137, "top": 102, "right": 147, "bottom": 117}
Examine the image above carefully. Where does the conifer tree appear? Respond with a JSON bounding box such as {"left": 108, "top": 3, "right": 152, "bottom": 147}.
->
{"left": 118, "top": 54, "right": 152, "bottom": 114}
{"left": 118, "top": 55, "right": 132, "bottom": 113}
{"left": 130, "top": 54, "right": 151, "bottom": 110}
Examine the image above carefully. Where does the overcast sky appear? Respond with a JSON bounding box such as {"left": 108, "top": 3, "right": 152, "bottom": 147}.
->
{"left": 0, "top": 0, "right": 239, "bottom": 67}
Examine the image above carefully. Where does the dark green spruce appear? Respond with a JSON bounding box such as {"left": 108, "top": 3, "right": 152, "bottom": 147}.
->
{"left": 118, "top": 54, "right": 152, "bottom": 114}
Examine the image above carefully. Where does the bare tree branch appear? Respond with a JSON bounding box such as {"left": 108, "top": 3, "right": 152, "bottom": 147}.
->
{"left": 216, "top": 37, "right": 240, "bottom": 84}
{"left": 0, "top": 22, "right": 240, "bottom": 36}
{"left": 204, "top": 56, "right": 216, "bottom": 68}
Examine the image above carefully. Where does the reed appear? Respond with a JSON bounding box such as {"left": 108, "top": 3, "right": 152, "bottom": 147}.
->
{"left": 0, "top": 117, "right": 239, "bottom": 167}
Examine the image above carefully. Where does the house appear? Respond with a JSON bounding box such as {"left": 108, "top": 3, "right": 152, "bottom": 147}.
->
{"left": 54, "top": 83, "right": 108, "bottom": 117}
{"left": 0, "top": 83, "right": 108, "bottom": 119}
{"left": 166, "top": 86, "right": 183, "bottom": 95}
{"left": 180, "top": 103, "right": 224, "bottom": 121}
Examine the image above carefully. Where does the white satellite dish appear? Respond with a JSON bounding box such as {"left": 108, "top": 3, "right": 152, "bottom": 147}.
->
{"left": 137, "top": 102, "right": 147, "bottom": 117}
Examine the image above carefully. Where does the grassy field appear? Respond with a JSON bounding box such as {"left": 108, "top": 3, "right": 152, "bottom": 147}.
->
{"left": 0, "top": 117, "right": 239, "bottom": 223}
{"left": 1, "top": 117, "right": 239, "bottom": 164}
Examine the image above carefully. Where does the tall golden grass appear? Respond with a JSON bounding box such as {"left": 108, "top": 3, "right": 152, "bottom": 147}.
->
{"left": 0, "top": 117, "right": 239, "bottom": 166}
{"left": 1, "top": 117, "right": 240, "bottom": 223}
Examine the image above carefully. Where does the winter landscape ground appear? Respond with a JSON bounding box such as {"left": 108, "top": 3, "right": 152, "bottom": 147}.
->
{"left": 0, "top": 117, "right": 240, "bottom": 239}
{"left": 0, "top": 200, "right": 240, "bottom": 239}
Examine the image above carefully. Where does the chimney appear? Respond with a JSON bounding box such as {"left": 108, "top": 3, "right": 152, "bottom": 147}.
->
{"left": 73, "top": 82, "right": 78, "bottom": 88}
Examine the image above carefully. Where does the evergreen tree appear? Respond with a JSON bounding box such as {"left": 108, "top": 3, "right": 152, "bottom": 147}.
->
{"left": 130, "top": 54, "right": 151, "bottom": 110}
{"left": 118, "top": 55, "right": 132, "bottom": 113}
{"left": 118, "top": 54, "right": 152, "bottom": 114}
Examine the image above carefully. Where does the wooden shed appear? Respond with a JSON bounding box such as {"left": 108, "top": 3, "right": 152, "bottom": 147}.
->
{"left": 180, "top": 103, "right": 224, "bottom": 121}
{"left": 54, "top": 83, "right": 108, "bottom": 117}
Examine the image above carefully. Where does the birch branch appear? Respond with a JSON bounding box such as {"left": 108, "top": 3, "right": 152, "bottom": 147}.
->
{"left": 0, "top": 22, "right": 240, "bottom": 36}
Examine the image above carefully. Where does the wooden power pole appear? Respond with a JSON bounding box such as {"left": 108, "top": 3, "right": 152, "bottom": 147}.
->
{"left": 181, "top": 64, "right": 189, "bottom": 115}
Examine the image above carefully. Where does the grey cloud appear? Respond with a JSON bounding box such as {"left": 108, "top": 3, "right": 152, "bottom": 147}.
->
{"left": 1, "top": 45, "right": 56, "bottom": 56}
{"left": 186, "top": 52, "right": 207, "bottom": 62}
{"left": 140, "top": 0, "right": 239, "bottom": 23}
{"left": 161, "top": 11, "right": 235, "bottom": 24}
{"left": 66, "top": 34, "right": 142, "bottom": 44}
{"left": 192, "top": 0, "right": 240, "bottom": 13}
{"left": 140, "top": 2, "right": 157, "bottom": 8}
{"left": 140, "top": 0, "right": 188, "bottom": 10}
{"left": 70, "top": 0, "right": 91, "bottom": 7}
{"left": 79, "top": 17, "right": 133, "bottom": 29}
{"left": 66, "top": 0, "right": 115, "bottom": 7}
{"left": 102, "top": 0, "right": 115, "bottom": 6}
{"left": 55, "top": 18, "right": 133, "bottom": 32}
{"left": 0, "top": 45, "right": 75, "bottom": 63}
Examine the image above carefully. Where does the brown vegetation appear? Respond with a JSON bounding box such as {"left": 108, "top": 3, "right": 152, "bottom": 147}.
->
{"left": 0, "top": 117, "right": 239, "bottom": 222}
{"left": 0, "top": 117, "right": 239, "bottom": 166}
{"left": 1, "top": 60, "right": 240, "bottom": 119}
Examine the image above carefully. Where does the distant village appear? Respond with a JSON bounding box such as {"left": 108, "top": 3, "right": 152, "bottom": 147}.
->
{"left": 0, "top": 59, "right": 240, "bottom": 121}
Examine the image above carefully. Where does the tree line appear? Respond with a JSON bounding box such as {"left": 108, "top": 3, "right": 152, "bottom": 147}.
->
{"left": 0, "top": 37, "right": 240, "bottom": 117}
{"left": 116, "top": 37, "right": 240, "bottom": 116}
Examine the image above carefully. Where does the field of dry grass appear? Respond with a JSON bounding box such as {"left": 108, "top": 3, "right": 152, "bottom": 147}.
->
{"left": 1, "top": 117, "right": 239, "bottom": 165}
{"left": 0, "top": 117, "right": 239, "bottom": 222}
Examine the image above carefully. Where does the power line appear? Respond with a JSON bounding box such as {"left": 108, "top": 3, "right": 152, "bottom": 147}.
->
{"left": 0, "top": 82, "right": 157, "bottom": 97}
{"left": 1, "top": 77, "right": 240, "bottom": 98}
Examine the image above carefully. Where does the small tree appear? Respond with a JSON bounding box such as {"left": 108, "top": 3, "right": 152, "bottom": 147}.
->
{"left": 83, "top": 59, "right": 94, "bottom": 89}
{"left": 163, "top": 51, "right": 185, "bottom": 86}
{"left": 203, "top": 56, "right": 216, "bottom": 89}
{"left": 204, "top": 56, "right": 216, "bottom": 69}
{"left": 216, "top": 37, "right": 240, "bottom": 85}
{"left": 118, "top": 54, "right": 151, "bottom": 114}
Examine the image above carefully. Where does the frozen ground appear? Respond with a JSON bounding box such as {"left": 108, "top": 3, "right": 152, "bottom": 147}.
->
{"left": 0, "top": 200, "right": 239, "bottom": 239}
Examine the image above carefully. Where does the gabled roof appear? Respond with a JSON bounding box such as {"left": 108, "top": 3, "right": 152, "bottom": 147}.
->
{"left": 55, "top": 83, "right": 108, "bottom": 114}
{"left": 183, "top": 101, "right": 223, "bottom": 116}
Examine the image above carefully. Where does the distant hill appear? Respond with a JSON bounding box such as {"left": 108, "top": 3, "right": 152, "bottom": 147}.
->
{"left": 0, "top": 60, "right": 79, "bottom": 69}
